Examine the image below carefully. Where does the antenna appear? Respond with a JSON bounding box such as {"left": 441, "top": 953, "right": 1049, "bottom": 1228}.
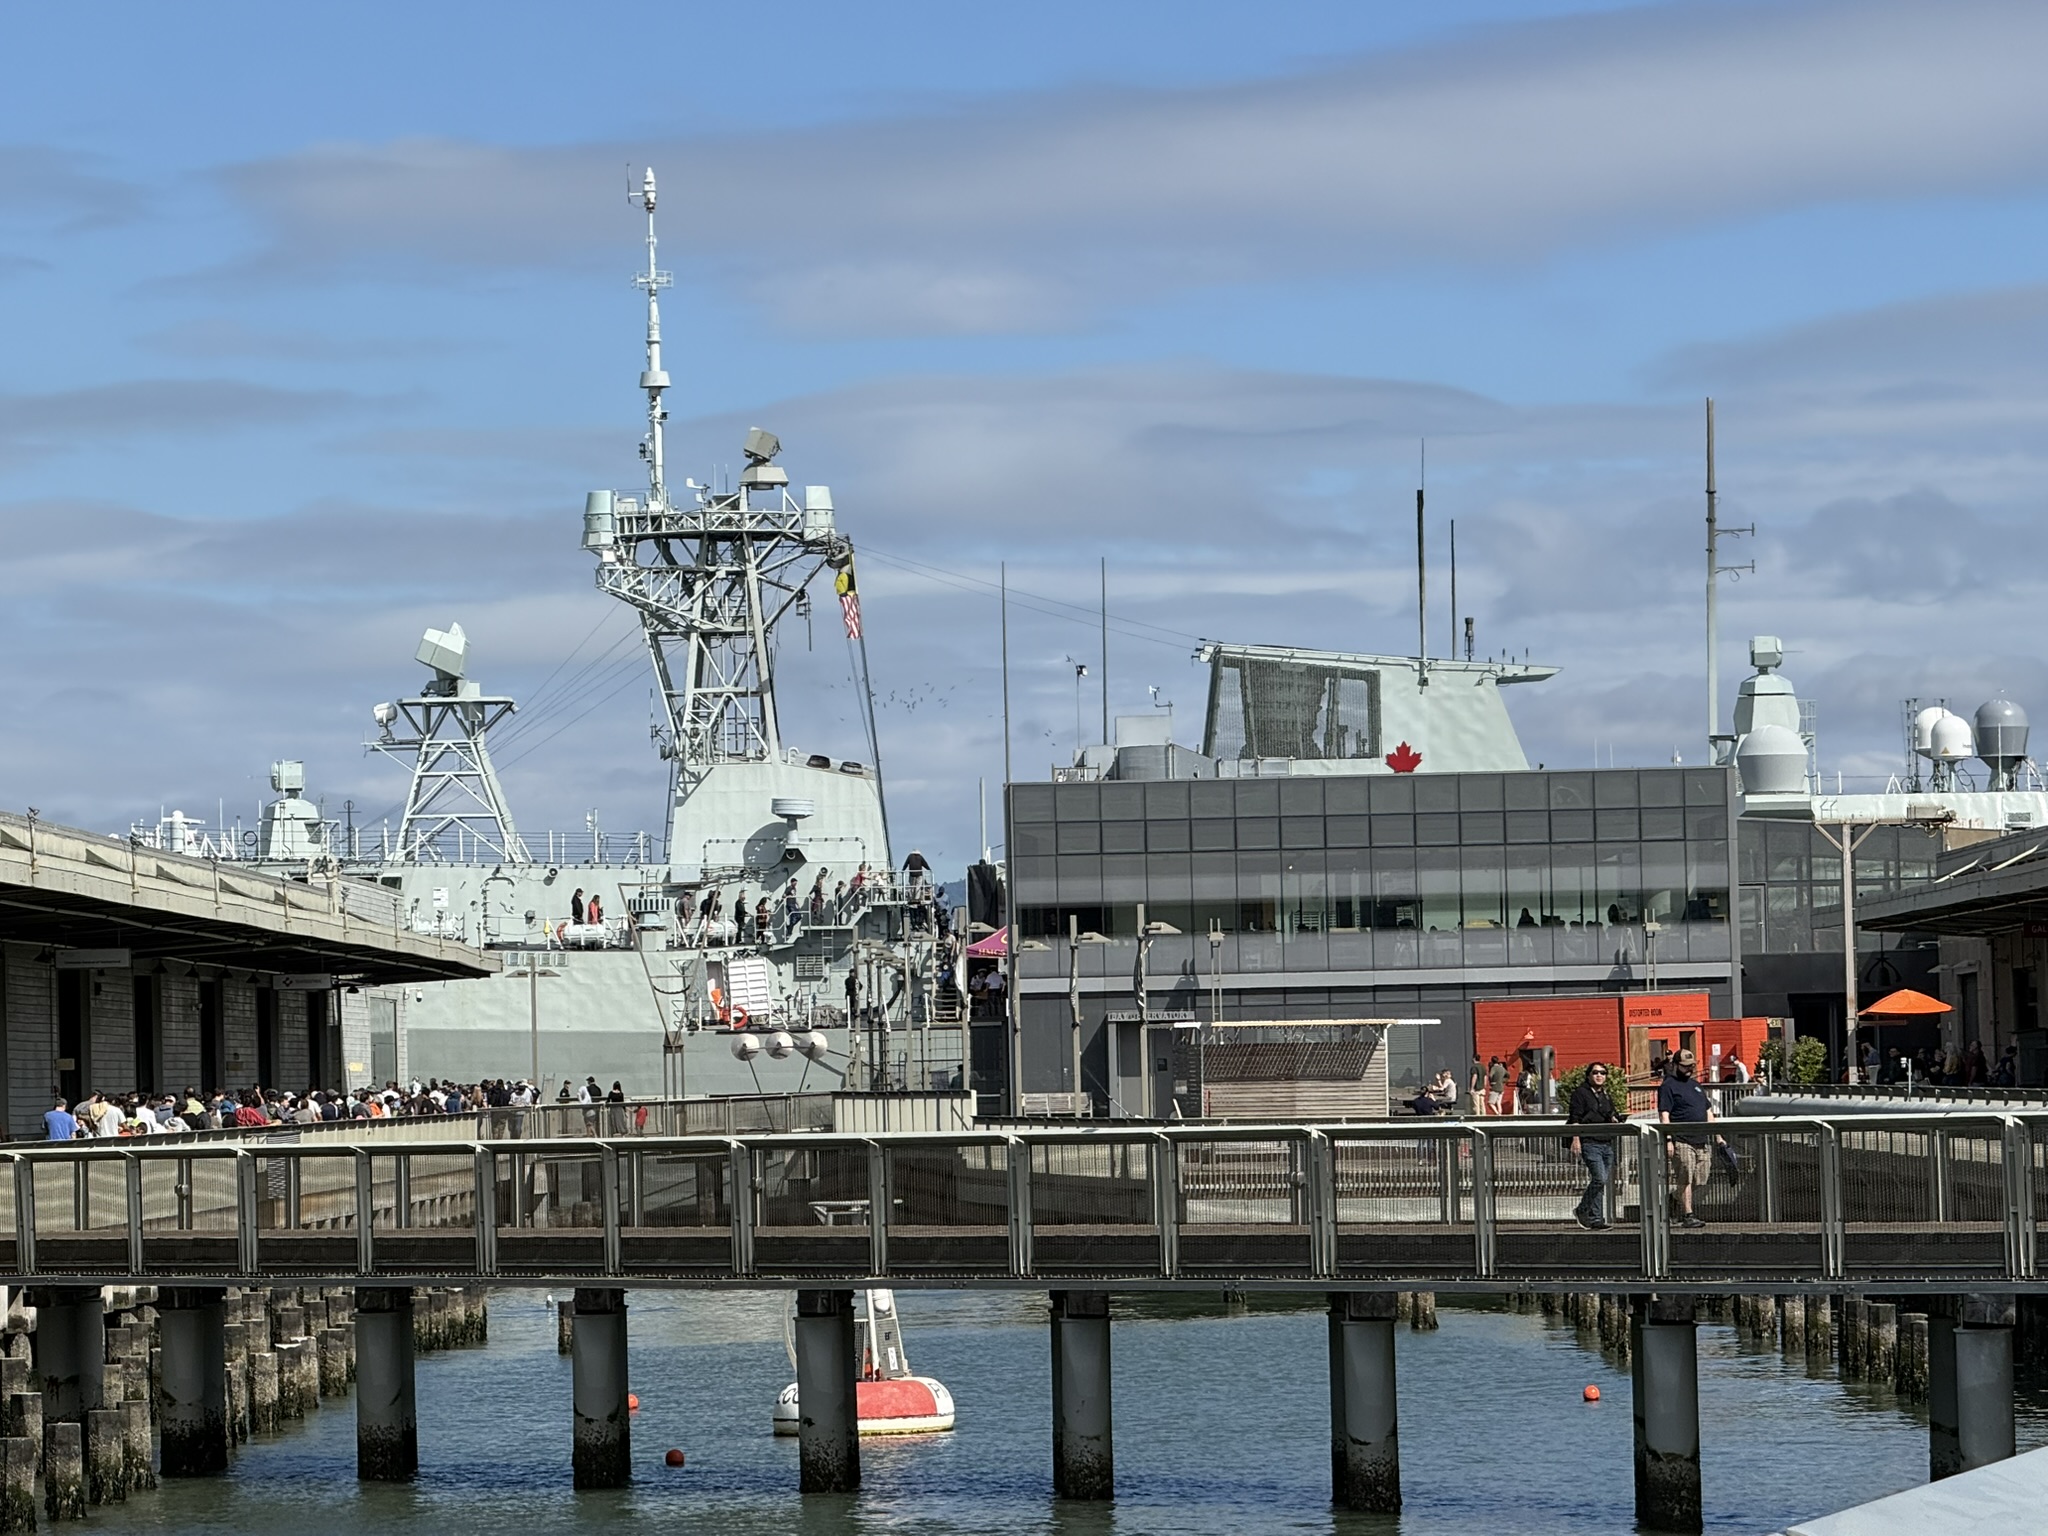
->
{"left": 1704, "top": 398, "right": 1754, "bottom": 758}
{"left": 1448, "top": 516, "right": 1457, "bottom": 660}
{"left": 1415, "top": 440, "right": 1428, "bottom": 690}
{"left": 1100, "top": 557, "right": 1109, "bottom": 746}
{"left": 632, "top": 166, "right": 673, "bottom": 511}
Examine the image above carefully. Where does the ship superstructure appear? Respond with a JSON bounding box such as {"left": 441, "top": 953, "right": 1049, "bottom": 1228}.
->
{"left": 157, "top": 170, "right": 959, "bottom": 1100}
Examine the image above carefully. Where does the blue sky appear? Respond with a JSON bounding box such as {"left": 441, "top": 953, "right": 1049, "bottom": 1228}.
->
{"left": 8, "top": 0, "right": 2048, "bottom": 867}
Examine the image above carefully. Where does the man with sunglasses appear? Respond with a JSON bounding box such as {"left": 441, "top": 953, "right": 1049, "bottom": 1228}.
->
{"left": 1567, "top": 1063, "right": 1623, "bottom": 1230}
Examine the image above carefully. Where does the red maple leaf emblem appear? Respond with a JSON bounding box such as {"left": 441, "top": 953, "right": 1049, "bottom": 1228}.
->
{"left": 1386, "top": 741, "right": 1422, "bottom": 774}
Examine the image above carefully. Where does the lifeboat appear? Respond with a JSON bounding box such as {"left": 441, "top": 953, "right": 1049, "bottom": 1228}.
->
{"left": 771, "top": 1288, "right": 956, "bottom": 1436}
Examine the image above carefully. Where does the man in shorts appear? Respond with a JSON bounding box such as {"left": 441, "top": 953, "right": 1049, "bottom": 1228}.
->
{"left": 1657, "top": 1048, "right": 1720, "bottom": 1228}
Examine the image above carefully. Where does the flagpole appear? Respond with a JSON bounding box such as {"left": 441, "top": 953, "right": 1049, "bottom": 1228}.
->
{"left": 840, "top": 555, "right": 892, "bottom": 863}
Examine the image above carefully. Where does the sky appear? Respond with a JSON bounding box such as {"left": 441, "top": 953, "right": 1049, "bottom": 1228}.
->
{"left": 8, "top": 0, "right": 2048, "bottom": 870}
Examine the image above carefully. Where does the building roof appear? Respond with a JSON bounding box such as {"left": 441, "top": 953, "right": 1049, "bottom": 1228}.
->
{"left": 0, "top": 810, "right": 495, "bottom": 985}
{"left": 1858, "top": 825, "right": 2048, "bottom": 937}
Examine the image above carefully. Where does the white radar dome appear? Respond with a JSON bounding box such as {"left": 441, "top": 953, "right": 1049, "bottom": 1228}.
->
{"left": 1736, "top": 724, "right": 1808, "bottom": 795}
{"left": 1930, "top": 713, "right": 1975, "bottom": 762}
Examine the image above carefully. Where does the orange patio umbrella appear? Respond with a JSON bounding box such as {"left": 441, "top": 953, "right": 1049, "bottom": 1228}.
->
{"left": 1859, "top": 988, "right": 1952, "bottom": 1017}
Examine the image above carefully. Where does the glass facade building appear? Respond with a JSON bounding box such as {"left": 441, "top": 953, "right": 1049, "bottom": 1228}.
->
{"left": 1005, "top": 766, "right": 1740, "bottom": 1112}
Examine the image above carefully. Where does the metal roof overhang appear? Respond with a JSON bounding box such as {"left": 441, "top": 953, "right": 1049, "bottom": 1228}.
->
{"left": 1859, "top": 859, "right": 2048, "bottom": 938}
{"left": 0, "top": 814, "right": 494, "bottom": 986}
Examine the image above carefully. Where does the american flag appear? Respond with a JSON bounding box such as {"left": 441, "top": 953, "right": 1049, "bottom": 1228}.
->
{"left": 836, "top": 563, "right": 862, "bottom": 640}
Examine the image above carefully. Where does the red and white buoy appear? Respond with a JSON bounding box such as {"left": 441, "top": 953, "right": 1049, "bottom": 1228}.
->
{"left": 771, "top": 1289, "right": 956, "bottom": 1436}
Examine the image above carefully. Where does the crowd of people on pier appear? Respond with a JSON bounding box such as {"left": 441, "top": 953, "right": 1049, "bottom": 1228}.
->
{"left": 39, "top": 1073, "right": 641, "bottom": 1141}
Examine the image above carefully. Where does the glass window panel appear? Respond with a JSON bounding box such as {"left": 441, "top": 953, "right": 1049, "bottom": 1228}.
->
{"left": 1739, "top": 886, "right": 1763, "bottom": 954}
{"left": 1279, "top": 779, "right": 1324, "bottom": 815}
{"left": 1460, "top": 812, "right": 1505, "bottom": 844}
{"left": 1147, "top": 820, "right": 1190, "bottom": 852}
{"left": 1461, "top": 846, "right": 1505, "bottom": 929}
{"left": 1237, "top": 851, "right": 1281, "bottom": 932}
{"left": 1549, "top": 844, "right": 1596, "bottom": 926}
{"left": 1417, "top": 812, "right": 1461, "bottom": 846}
{"left": 1237, "top": 817, "right": 1279, "bottom": 850}
{"left": 1190, "top": 782, "right": 1235, "bottom": 818}
{"left": 1326, "top": 777, "right": 1370, "bottom": 814}
{"left": 1414, "top": 777, "right": 1458, "bottom": 813}
{"left": 1102, "top": 819, "right": 1145, "bottom": 853}
{"left": 1506, "top": 811, "right": 1550, "bottom": 844}
{"left": 1505, "top": 773, "right": 1548, "bottom": 810}
{"left": 1101, "top": 783, "right": 1143, "bottom": 819}
{"left": 1326, "top": 859, "right": 1368, "bottom": 931}
{"left": 1281, "top": 816, "right": 1325, "bottom": 849}
{"left": 1372, "top": 849, "right": 1419, "bottom": 930}
{"left": 1102, "top": 854, "right": 1147, "bottom": 902}
{"left": 1370, "top": 814, "right": 1414, "bottom": 847}
{"left": 1686, "top": 769, "right": 1728, "bottom": 806}
{"left": 1056, "top": 856, "right": 1103, "bottom": 903}
{"left": 1011, "top": 855, "right": 1057, "bottom": 903}
{"left": 1010, "top": 784, "right": 1055, "bottom": 821}
{"left": 1549, "top": 772, "right": 1594, "bottom": 810}
{"left": 1594, "top": 771, "right": 1638, "bottom": 808}
{"left": 1418, "top": 849, "right": 1460, "bottom": 932}
{"left": 1506, "top": 847, "right": 1549, "bottom": 930}
{"left": 1737, "top": 821, "right": 1765, "bottom": 883}
{"left": 1055, "top": 784, "right": 1100, "bottom": 820}
{"left": 1595, "top": 809, "right": 1640, "bottom": 841}
{"left": 1235, "top": 781, "right": 1280, "bottom": 816}
{"left": 1765, "top": 884, "right": 1810, "bottom": 953}
{"left": 1765, "top": 822, "right": 1808, "bottom": 882}
{"left": 1369, "top": 776, "right": 1414, "bottom": 812}
{"left": 1283, "top": 853, "right": 1327, "bottom": 933}
{"left": 1191, "top": 819, "right": 1235, "bottom": 851}
{"left": 1056, "top": 821, "right": 1101, "bottom": 854}
{"left": 1013, "top": 823, "right": 1055, "bottom": 856}
{"left": 1144, "top": 781, "right": 1191, "bottom": 818}
{"left": 1899, "top": 829, "right": 1939, "bottom": 881}
{"left": 1641, "top": 844, "right": 1688, "bottom": 924}
{"left": 1552, "top": 809, "right": 1593, "bottom": 841}
{"left": 1595, "top": 844, "right": 1643, "bottom": 924}
{"left": 1686, "top": 807, "right": 1727, "bottom": 843}
{"left": 1639, "top": 769, "right": 1684, "bottom": 807}
{"left": 1146, "top": 853, "right": 1193, "bottom": 900}
{"left": 1642, "top": 808, "right": 1685, "bottom": 841}
{"left": 1191, "top": 853, "right": 1237, "bottom": 901}
{"left": 1459, "top": 774, "right": 1504, "bottom": 810}
{"left": 1327, "top": 814, "right": 1370, "bottom": 848}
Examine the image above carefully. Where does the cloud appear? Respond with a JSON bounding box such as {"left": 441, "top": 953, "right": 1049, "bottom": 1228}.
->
{"left": 0, "top": 146, "right": 142, "bottom": 233}
{"left": 216, "top": 0, "right": 2048, "bottom": 333}
{"left": 0, "top": 380, "right": 367, "bottom": 468}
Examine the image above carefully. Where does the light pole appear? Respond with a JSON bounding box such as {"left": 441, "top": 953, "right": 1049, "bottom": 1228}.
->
{"left": 517, "top": 954, "right": 562, "bottom": 1096}
{"left": 1133, "top": 902, "right": 1180, "bottom": 1118}
{"left": 1067, "top": 659, "right": 1090, "bottom": 758}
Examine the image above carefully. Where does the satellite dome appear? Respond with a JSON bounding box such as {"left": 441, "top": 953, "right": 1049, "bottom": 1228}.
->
{"left": 1976, "top": 697, "right": 2030, "bottom": 762}
{"left": 1930, "top": 712, "right": 1975, "bottom": 763}
{"left": 1736, "top": 724, "right": 1808, "bottom": 795}
{"left": 1911, "top": 706, "right": 1948, "bottom": 757}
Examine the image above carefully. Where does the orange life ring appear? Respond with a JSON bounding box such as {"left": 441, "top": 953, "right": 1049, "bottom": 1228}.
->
{"left": 731, "top": 1005, "right": 750, "bottom": 1031}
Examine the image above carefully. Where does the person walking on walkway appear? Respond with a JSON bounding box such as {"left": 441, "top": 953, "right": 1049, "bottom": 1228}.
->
{"left": 1657, "top": 1048, "right": 1721, "bottom": 1229}
{"left": 1568, "top": 1063, "right": 1622, "bottom": 1230}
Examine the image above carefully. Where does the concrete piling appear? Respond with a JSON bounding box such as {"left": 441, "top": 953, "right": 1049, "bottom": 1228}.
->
{"left": 1631, "top": 1296, "right": 1701, "bottom": 1536}
{"left": 795, "top": 1289, "right": 863, "bottom": 1495}
{"left": 85, "top": 1407, "right": 126, "bottom": 1503}
{"left": 3, "top": 1396, "right": 39, "bottom": 1478}
{"left": 556, "top": 1300, "right": 575, "bottom": 1356}
{"left": 0, "top": 1436, "right": 33, "bottom": 1533}
{"left": 1779, "top": 1297, "right": 1804, "bottom": 1355}
{"left": 1411, "top": 1291, "right": 1438, "bottom": 1331}
{"left": 1328, "top": 1291, "right": 1401, "bottom": 1514}
{"left": 1840, "top": 1298, "right": 1865, "bottom": 1380}
{"left": 221, "top": 1321, "right": 250, "bottom": 1444}
{"left": 43, "top": 1422, "right": 83, "bottom": 1521}
{"left": 159, "top": 1289, "right": 228, "bottom": 1477}
{"left": 1867, "top": 1303, "right": 1898, "bottom": 1388}
{"left": 1048, "top": 1291, "right": 1110, "bottom": 1502}
{"left": 318, "top": 1329, "right": 351, "bottom": 1399}
{"left": 1943, "top": 1296, "right": 2017, "bottom": 1477}
{"left": 570, "top": 1289, "right": 631, "bottom": 1490}
{"left": 1805, "top": 1295, "right": 1831, "bottom": 1362}
{"left": 29, "top": 1289, "right": 105, "bottom": 1427}
{"left": 354, "top": 1289, "right": 417, "bottom": 1482}
{"left": 123, "top": 1398, "right": 155, "bottom": 1492}
{"left": 1900, "top": 1314, "right": 1930, "bottom": 1401}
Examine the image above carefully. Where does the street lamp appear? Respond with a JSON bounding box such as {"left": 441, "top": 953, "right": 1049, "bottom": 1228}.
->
{"left": 1066, "top": 659, "right": 1090, "bottom": 759}
{"left": 1133, "top": 902, "right": 1180, "bottom": 1119}
{"left": 511, "top": 954, "right": 561, "bottom": 1099}
{"left": 1068, "top": 915, "right": 1110, "bottom": 1118}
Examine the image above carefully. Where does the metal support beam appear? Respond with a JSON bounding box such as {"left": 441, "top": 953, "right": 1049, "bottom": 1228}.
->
{"left": 354, "top": 1288, "right": 417, "bottom": 1481}
{"left": 1631, "top": 1295, "right": 1701, "bottom": 1536}
{"left": 793, "top": 1289, "right": 860, "bottom": 1493}
{"left": 571, "top": 1289, "right": 630, "bottom": 1489}
{"left": 1050, "top": 1290, "right": 1113, "bottom": 1501}
{"left": 1328, "top": 1291, "right": 1400, "bottom": 1513}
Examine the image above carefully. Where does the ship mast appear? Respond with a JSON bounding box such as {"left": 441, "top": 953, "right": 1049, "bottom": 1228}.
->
{"left": 635, "top": 168, "right": 671, "bottom": 511}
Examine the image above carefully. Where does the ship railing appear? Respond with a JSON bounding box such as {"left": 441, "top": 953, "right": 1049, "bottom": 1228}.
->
{"left": 3, "top": 1108, "right": 2039, "bottom": 1287}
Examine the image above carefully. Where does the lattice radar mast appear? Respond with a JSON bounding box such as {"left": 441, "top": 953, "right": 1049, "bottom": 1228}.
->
{"left": 580, "top": 168, "right": 855, "bottom": 814}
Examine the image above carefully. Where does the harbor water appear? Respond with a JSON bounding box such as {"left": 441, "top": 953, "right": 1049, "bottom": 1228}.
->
{"left": 76, "top": 1289, "right": 2048, "bottom": 1535}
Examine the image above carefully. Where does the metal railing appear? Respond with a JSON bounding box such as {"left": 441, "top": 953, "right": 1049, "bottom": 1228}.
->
{"left": 0, "top": 1110, "right": 2041, "bottom": 1292}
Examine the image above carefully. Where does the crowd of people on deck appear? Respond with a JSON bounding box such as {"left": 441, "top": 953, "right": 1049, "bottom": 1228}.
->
{"left": 39, "top": 1074, "right": 642, "bottom": 1141}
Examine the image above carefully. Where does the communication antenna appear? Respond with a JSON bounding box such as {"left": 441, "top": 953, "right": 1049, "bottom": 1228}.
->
{"left": 1415, "top": 440, "right": 1428, "bottom": 690}
{"left": 631, "top": 166, "right": 673, "bottom": 511}
{"left": 1448, "top": 517, "right": 1457, "bottom": 660}
{"left": 1704, "top": 398, "right": 1754, "bottom": 759}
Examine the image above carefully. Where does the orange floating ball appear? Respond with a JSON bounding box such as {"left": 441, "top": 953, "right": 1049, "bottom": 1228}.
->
{"left": 627, "top": 1393, "right": 641, "bottom": 1411}
{"left": 664, "top": 1448, "right": 686, "bottom": 1468}
{"left": 1583, "top": 1385, "right": 1601, "bottom": 1402}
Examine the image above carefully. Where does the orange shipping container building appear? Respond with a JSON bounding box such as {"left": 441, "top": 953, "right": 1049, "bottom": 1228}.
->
{"left": 1473, "top": 994, "right": 1715, "bottom": 1074}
